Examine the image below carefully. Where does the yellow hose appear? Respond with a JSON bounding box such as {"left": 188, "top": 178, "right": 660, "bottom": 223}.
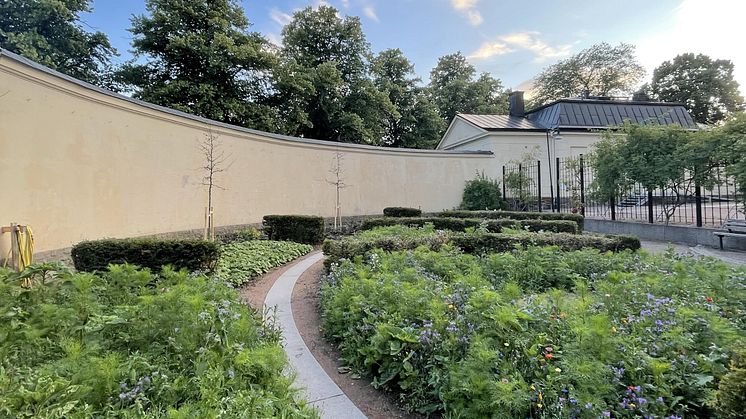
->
{"left": 18, "top": 226, "right": 34, "bottom": 271}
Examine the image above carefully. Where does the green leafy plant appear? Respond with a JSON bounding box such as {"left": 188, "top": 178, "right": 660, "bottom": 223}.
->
{"left": 0, "top": 263, "right": 317, "bottom": 418}
{"left": 440, "top": 210, "right": 584, "bottom": 231}
{"left": 321, "top": 246, "right": 746, "bottom": 417}
{"left": 460, "top": 171, "right": 506, "bottom": 211}
{"left": 217, "top": 240, "right": 313, "bottom": 286}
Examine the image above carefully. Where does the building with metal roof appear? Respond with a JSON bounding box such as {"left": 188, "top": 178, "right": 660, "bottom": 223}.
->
{"left": 437, "top": 91, "right": 699, "bottom": 193}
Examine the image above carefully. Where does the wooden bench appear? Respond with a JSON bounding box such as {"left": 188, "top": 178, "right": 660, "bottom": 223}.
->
{"left": 713, "top": 219, "right": 746, "bottom": 250}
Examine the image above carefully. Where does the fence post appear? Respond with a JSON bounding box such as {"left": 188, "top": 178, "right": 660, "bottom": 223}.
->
{"left": 647, "top": 189, "right": 654, "bottom": 224}
{"left": 518, "top": 163, "right": 523, "bottom": 207}
{"left": 610, "top": 196, "right": 616, "bottom": 221}
{"left": 579, "top": 154, "right": 585, "bottom": 216}
{"left": 555, "top": 157, "right": 561, "bottom": 212}
{"left": 502, "top": 165, "right": 506, "bottom": 201}
{"left": 537, "top": 160, "right": 542, "bottom": 212}
{"left": 695, "top": 183, "right": 703, "bottom": 227}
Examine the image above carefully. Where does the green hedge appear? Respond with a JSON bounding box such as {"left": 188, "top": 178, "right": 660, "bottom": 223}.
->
{"left": 449, "top": 231, "right": 640, "bottom": 254}
{"left": 383, "top": 207, "right": 422, "bottom": 217}
{"left": 323, "top": 229, "right": 638, "bottom": 267}
{"left": 439, "top": 210, "right": 584, "bottom": 231}
{"left": 71, "top": 238, "right": 220, "bottom": 272}
{"left": 262, "top": 215, "right": 325, "bottom": 244}
{"left": 361, "top": 217, "right": 578, "bottom": 234}
{"left": 361, "top": 217, "right": 485, "bottom": 232}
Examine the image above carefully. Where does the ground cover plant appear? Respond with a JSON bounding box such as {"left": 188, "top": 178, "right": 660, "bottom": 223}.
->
{"left": 0, "top": 263, "right": 317, "bottom": 418}
{"left": 321, "top": 246, "right": 746, "bottom": 418}
{"left": 217, "top": 240, "right": 313, "bottom": 286}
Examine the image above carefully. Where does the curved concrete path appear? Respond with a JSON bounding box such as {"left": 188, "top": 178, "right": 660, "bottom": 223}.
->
{"left": 264, "top": 251, "right": 367, "bottom": 419}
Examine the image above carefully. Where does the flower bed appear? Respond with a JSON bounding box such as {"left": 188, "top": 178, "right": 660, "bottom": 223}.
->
{"left": 321, "top": 246, "right": 746, "bottom": 417}
{"left": 217, "top": 240, "right": 313, "bottom": 286}
{"left": 0, "top": 263, "right": 316, "bottom": 418}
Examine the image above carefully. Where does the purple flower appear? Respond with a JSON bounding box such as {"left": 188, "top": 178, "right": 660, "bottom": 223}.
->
{"left": 603, "top": 412, "right": 611, "bottom": 417}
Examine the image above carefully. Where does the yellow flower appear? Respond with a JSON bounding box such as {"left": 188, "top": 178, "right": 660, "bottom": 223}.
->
{"left": 612, "top": 327, "right": 618, "bottom": 333}
{"left": 530, "top": 384, "right": 536, "bottom": 391}
{"left": 537, "top": 403, "right": 543, "bottom": 409}
{"left": 538, "top": 393, "right": 543, "bottom": 401}
{"left": 555, "top": 368, "right": 562, "bottom": 373}
{"left": 504, "top": 342, "right": 510, "bottom": 347}
{"left": 447, "top": 304, "right": 455, "bottom": 310}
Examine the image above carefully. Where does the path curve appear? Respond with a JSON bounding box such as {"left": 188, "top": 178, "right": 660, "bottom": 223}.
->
{"left": 264, "top": 251, "right": 367, "bottom": 419}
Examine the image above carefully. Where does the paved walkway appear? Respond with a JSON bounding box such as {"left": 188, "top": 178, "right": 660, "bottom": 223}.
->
{"left": 264, "top": 251, "right": 367, "bottom": 419}
{"left": 641, "top": 240, "right": 746, "bottom": 265}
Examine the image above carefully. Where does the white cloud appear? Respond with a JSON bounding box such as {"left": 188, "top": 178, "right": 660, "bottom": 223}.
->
{"left": 269, "top": 8, "right": 292, "bottom": 26}
{"left": 363, "top": 6, "right": 379, "bottom": 22}
{"left": 468, "top": 31, "right": 572, "bottom": 62}
{"left": 451, "top": 0, "right": 483, "bottom": 26}
{"left": 634, "top": 0, "right": 746, "bottom": 94}
{"left": 341, "top": 0, "right": 350, "bottom": 8}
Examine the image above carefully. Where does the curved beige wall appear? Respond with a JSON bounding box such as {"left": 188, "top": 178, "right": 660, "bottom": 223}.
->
{"left": 0, "top": 51, "right": 493, "bottom": 252}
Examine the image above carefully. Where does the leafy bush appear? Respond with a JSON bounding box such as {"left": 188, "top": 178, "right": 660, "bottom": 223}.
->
{"left": 460, "top": 171, "right": 506, "bottom": 210}
{"left": 323, "top": 226, "right": 636, "bottom": 267}
{"left": 263, "top": 215, "right": 324, "bottom": 244}
{"left": 450, "top": 231, "right": 639, "bottom": 254}
{"left": 321, "top": 247, "right": 746, "bottom": 417}
{"left": 221, "top": 226, "right": 262, "bottom": 243}
{"left": 440, "top": 210, "right": 585, "bottom": 231}
{"left": 361, "top": 217, "right": 578, "bottom": 234}
{"left": 361, "top": 217, "right": 485, "bottom": 232}
{"left": 0, "top": 264, "right": 316, "bottom": 418}
{"left": 717, "top": 348, "right": 746, "bottom": 418}
{"left": 71, "top": 238, "right": 220, "bottom": 272}
{"left": 217, "top": 240, "right": 313, "bottom": 286}
{"left": 383, "top": 207, "right": 422, "bottom": 217}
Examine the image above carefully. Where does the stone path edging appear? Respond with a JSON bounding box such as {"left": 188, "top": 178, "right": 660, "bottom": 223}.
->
{"left": 264, "top": 251, "right": 367, "bottom": 419}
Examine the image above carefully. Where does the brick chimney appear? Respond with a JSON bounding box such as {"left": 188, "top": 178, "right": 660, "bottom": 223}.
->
{"left": 509, "top": 91, "right": 525, "bottom": 117}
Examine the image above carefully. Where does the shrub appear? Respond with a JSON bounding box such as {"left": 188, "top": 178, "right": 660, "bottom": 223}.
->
{"left": 219, "top": 226, "right": 262, "bottom": 243}
{"left": 450, "top": 231, "right": 639, "bottom": 253}
{"left": 263, "top": 215, "right": 324, "bottom": 244}
{"left": 0, "top": 264, "right": 316, "bottom": 417}
{"left": 217, "top": 240, "right": 313, "bottom": 286}
{"left": 383, "top": 207, "right": 422, "bottom": 217}
{"left": 323, "top": 226, "right": 637, "bottom": 267}
{"left": 717, "top": 348, "right": 746, "bottom": 418}
{"left": 460, "top": 171, "right": 506, "bottom": 210}
{"left": 361, "top": 217, "right": 485, "bottom": 232}
{"left": 440, "top": 209, "right": 585, "bottom": 231}
{"left": 71, "top": 238, "right": 220, "bottom": 272}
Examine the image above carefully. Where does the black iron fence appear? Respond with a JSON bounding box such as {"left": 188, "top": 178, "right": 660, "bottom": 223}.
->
{"left": 502, "top": 156, "right": 745, "bottom": 227}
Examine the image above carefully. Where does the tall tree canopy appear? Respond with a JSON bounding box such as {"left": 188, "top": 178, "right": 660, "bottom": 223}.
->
{"left": 371, "top": 49, "right": 444, "bottom": 148}
{"left": 278, "top": 5, "right": 394, "bottom": 144}
{"left": 0, "top": 0, "right": 115, "bottom": 86}
{"left": 531, "top": 43, "right": 645, "bottom": 107}
{"left": 650, "top": 53, "right": 744, "bottom": 125}
{"left": 118, "top": 0, "right": 277, "bottom": 129}
{"left": 428, "top": 52, "right": 507, "bottom": 125}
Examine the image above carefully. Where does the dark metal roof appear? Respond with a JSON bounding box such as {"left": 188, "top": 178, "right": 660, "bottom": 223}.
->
{"left": 458, "top": 113, "right": 547, "bottom": 131}
{"left": 526, "top": 99, "right": 698, "bottom": 130}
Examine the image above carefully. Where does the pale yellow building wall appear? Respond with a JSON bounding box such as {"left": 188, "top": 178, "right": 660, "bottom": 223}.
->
{"left": 0, "top": 53, "right": 494, "bottom": 252}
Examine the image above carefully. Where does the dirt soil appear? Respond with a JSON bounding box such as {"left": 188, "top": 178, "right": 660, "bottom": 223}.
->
{"left": 292, "top": 259, "right": 423, "bottom": 419}
{"left": 237, "top": 257, "right": 298, "bottom": 311}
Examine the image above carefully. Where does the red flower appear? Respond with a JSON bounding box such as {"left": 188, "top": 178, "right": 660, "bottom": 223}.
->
{"left": 705, "top": 296, "right": 714, "bottom": 303}
{"left": 544, "top": 353, "right": 553, "bottom": 360}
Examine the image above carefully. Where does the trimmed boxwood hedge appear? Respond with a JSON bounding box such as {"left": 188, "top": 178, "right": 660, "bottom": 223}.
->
{"left": 439, "top": 210, "right": 584, "bottom": 231}
{"left": 361, "top": 217, "right": 485, "bottom": 232}
{"left": 361, "top": 217, "right": 579, "bottom": 234}
{"left": 323, "top": 230, "right": 639, "bottom": 267}
{"left": 71, "top": 238, "right": 220, "bottom": 272}
{"left": 383, "top": 207, "right": 422, "bottom": 217}
{"left": 262, "top": 215, "right": 325, "bottom": 244}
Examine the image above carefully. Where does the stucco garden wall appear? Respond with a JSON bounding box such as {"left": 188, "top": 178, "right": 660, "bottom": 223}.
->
{"left": 0, "top": 51, "right": 493, "bottom": 252}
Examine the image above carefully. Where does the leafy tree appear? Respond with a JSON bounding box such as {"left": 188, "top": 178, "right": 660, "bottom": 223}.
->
{"left": 714, "top": 113, "right": 746, "bottom": 209}
{"left": 279, "top": 5, "right": 395, "bottom": 144}
{"left": 0, "top": 0, "right": 116, "bottom": 86}
{"left": 117, "top": 0, "right": 276, "bottom": 129}
{"left": 651, "top": 53, "right": 744, "bottom": 125}
{"left": 591, "top": 123, "right": 722, "bottom": 224}
{"left": 428, "top": 52, "right": 507, "bottom": 125}
{"left": 531, "top": 43, "right": 645, "bottom": 107}
{"left": 371, "top": 48, "right": 444, "bottom": 148}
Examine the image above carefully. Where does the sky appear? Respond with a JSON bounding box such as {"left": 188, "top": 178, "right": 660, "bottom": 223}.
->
{"left": 83, "top": 0, "right": 746, "bottom": 95}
